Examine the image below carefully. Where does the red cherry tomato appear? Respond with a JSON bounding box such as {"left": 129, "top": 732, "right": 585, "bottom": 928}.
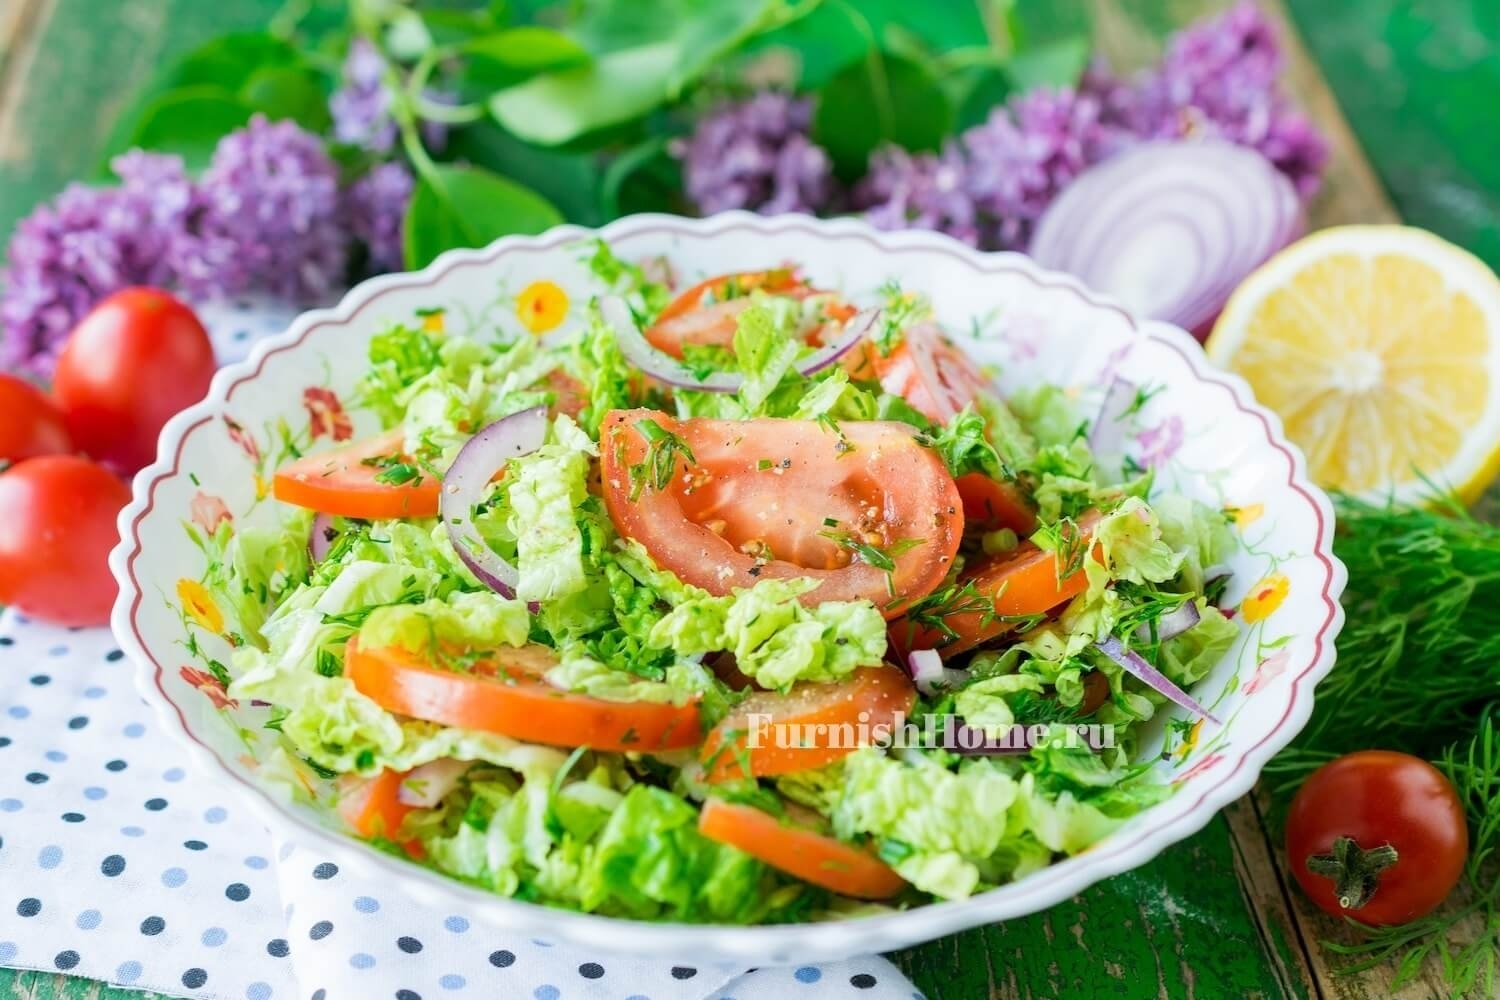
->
{"left": 0, "top": 456, "right": 131, "bottom": 626}
{"left": 1285, "top": 751, "right": 1468, "bottom": 926}
{"left": 0, "top": 374, "right": 71, "bottom": 464}
{"left": 52, "top": 288, "right": 216, "bottom": 474}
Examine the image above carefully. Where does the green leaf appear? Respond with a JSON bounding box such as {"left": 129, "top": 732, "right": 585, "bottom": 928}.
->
{"left": 461, "top": 27, "right": 591, "bottom": 89}
{"left": 812, "top": 52, "right": 954, "bottom": 179}
{"left": 600, "top": 137, "right": 684, "bottom": 218}
{"left": 954, "top": 66, "right": 1013, "bottom": 130}
{"left": 125, "top": 87, "right": 254, "bottom": 170}
{"left": 240, "top": 66, "right": 332, "bottom": 132}
{"left": 489, "top": 0, "right": 775, "bottom": 146}
{"left": 97, "top": 32, "right": 301, "bottom": 172}
{"left": 422, "top": 8, "right": 504, "bottom": 46}
{"left": 403, "top": 163, "right": 564, "bottom": 270}
{"left": 441, "top": 121, "right": 604, "bottom": 225}
{"left": 488, "top": 42, "right": 677, "bottom": 146}
{"left": 1003, "top": 36, "right": 1091, "bottom": 91}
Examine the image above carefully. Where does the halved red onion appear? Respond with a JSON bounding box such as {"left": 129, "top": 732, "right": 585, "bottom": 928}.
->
{"left": 397, "top": 758, "right": 470, "bottom": 807}
{"left": 1136, "top": 600, "right": 1201, "bottom": 643}
{"left": 308, "top": 512, "right": 337, "bottom": 563}
{"left": 599, "top": 295, "right": 879, "bottom": 393}
{"left": 905, "top": 649, "right": 969, "bottom": 697}
{"left": 1029, "top": 141, "right": 1304, "bottom": 340}
{"left": 442, "top": 406, "right": 549, "bottom": 601}
{"left": 1094, "top": 635, "right": 1220, "bottom": 724}
{"left": 1088, "top": 377, "right": 1139, "bottom": 456}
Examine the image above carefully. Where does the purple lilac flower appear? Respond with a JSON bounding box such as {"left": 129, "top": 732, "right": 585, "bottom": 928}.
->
{"left": 346, "top": 161, "right": 414, "bottom": 275}
{"left": 0, "top": 152, "right": 200, "bottom": 376}
{"left": 674, "top": 92, "right": 836, "bottom": 215}
{"left": 192, "top": 115, "right": 348, "bottom": 302}
{"left": 1128, "top": 0, "right": 1328, "bottom": 197}
{"left": 329, "top": 39, "right": 449, "bottom": 155}
{"left": 329, "top": 39, "right": 399, "bottom": 154}
{"left": 854, "top": 144, "right": 979, "bottom": 246}
{"left": 964, "top": 87, "right": 1114, "bottom": 249}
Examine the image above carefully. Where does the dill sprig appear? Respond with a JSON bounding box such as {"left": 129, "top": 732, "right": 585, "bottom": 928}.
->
{"left": 1265, "top": 493, "right": 1500, "bottom": 792}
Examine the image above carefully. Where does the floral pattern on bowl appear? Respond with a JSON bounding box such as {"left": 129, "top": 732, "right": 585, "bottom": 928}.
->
{"left": 111, "top": 212, "right": 1347, "bottom": 964}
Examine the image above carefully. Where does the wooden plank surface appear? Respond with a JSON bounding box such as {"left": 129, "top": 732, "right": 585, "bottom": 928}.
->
{"left": 0, "top": 1, "right": 1492, "bottom": 999}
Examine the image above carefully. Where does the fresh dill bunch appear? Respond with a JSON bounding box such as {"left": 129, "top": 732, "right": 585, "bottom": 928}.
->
{"left": 1264, "top": 492, "right": 1500, "bottom": 795}
{"left": 1315, "top": 710, "right": 1499, "bottom": 998}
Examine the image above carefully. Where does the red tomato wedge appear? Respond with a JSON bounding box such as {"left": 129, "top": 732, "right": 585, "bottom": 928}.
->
{"left": 273, "top": 428, "right": 439, "bottom": 519}
{"left": 698, "top": 798, "right": 907, "bottom": 900}
{"left": 701, "top": 666, "right": 916, "bottom": 782}
{"left": 892, "top": 512, "right": 1102, "bottom": 658}
{"left": 600, "top": 410, "right": 963, "bottom": 617}
{"left": 872, "top": 321, "right": 991, "bottom": 423}
{"left": 645, "top": 269, "right": 857, "bottom": 358}
{"left": 344, "top": 638, "right": 703, "bottom": 753}
{"left": 337, "top": 768, "right": 423, "bottom": 858}
{"left": 955, "top": 473, "right": 1038, "bottom": 535}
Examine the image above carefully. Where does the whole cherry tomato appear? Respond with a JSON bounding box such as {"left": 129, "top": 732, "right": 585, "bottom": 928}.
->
{"left": 52, "top": 288, "right": 216, "bottom": 474}
{"left": 1286, "top": 750, "right": 1468, "bottom": 926}
{"left": 0, "top": 456, "right": 131, "bottom": 627}
{"left": 0, "top": 373, "right": 71, "bottom": 464}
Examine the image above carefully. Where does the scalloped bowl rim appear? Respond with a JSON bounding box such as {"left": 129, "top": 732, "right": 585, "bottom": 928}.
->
{"left": 109, "top": 211, "right": 1347, "bottom": 963}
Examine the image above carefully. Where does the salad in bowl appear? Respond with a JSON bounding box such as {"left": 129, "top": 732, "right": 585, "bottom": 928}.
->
{"left": 114, "top": 213, "right": 1343, "bottom": 959}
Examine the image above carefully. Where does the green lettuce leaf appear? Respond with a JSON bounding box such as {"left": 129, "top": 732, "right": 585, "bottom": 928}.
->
{"left": 357, "top": 591, "right": 531, "bottom": 655}
{"left": 505, "top": 414, "right": 598, "bottom": 603}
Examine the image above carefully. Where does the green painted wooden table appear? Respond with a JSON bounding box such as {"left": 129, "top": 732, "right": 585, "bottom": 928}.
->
{"left": 1, "top": 2, "right": 1496, "bottom": 998}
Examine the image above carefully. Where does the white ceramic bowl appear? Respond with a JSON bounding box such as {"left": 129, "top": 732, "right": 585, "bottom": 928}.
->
{"left": 110, "top": 212, "right": 1346, "bottom": 963}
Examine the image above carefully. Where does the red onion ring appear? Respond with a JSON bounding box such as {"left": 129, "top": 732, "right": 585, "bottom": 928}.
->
{"left": 1093, "top": 635, "right": 1220, "bottom": 724}
{"left": 904, "top": 648, "right": 969, "bottom": 697}
{"left": 1137, "top": 600, "right": 1201, "bottom": 643}
{"left": 1029, "top": 141, "right": 1304, "bottom": 340}
{"left": 441, "top": 406, "right": 549, "bottom": 601}
{"left": 600, "top": 295, "right": 879, "bottom": 393}
{"left": 308, "top": 512, "right": 337, "bottom": 563}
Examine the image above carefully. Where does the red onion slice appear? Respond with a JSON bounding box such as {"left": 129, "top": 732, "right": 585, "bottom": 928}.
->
{"left": 1088, "top": 377, "right": 1139, "bottom": 457}
{"left": 1094, "top": 635, "right": 1220, "bottom": 724}
{"left": 905, "top": 648, "right": 969, "bottom": 697}
{"left": 599, "top": 295, "right": 879, "bottom": 393}
{"left": 441, "top": 406, "right": 549, "bottom": 601}
{"left": 1029, "top": 141, "right": 1305, "bottom": 340}
{"left": 309, "top": 512, "right": 337, "bottom": 563}
{"left": 397, "top": 758, "right": 470, "bottom": 807}
{"left": 1136, "top": 600, "right": 1201, "bottom": 643}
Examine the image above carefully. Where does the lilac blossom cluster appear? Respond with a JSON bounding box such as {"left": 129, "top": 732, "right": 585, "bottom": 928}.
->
{"left": 676, "top": 1, "right": 1327, "bottom": 246}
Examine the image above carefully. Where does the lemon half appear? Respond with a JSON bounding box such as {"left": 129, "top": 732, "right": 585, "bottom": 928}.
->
{"left": 1206, "top": 225, "right": 1500, "bottom": 504}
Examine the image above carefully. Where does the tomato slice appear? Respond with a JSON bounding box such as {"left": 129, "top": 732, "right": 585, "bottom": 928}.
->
{"left": 337, "top": 768, "right": 424, "bottom": 858}
{"left": 698, "top": 798, "right": 907, "bottom": 900}
{"left": 701, "top": 666, "right": 916, "bottom": 782}
{"left": 892, "top": 512, "right": 1101, "bottom": 658}
{"left": 645, "top": 269, "right": 857, "bottom": 359}
{"left": 955, "top": 473, "right": 1038, "bottom": 535}
{"left": 872, "top": 321, "right": 992, "bottom": 423}
{"left": 273, "top": 428, "right": 439, "bottom": 519}
{"left": 600, "top": 410, "right": 963, "bottom": 617}
{"left": 345, "top": 638, "right": 703, "bottom": 753}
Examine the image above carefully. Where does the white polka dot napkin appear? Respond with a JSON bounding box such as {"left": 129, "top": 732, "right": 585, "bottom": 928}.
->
{"left": 0, "top": 612, "right": 921, "bottom": 1000}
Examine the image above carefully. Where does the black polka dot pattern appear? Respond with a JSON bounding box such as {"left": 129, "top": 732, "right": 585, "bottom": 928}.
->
{"left": 311, "top": 990, "right": 326, "bottom": 1000}
{"left": 395, "top": 992, "right": 421, "bottom": 1000}
{"left": 266, "top": 938, "right": 290, "bottom": 958}
{"left": 225, "top": 882, "right": 250, "bottom": 901}
{"left": 25, "top": 771, "right": 48, "bottom": 784}
{"left": 309, "top": 920, "right": 333, "bottom": 940}
{"left": 54, "top": 950, "right": 79, "bottom": 970}
{"left": 29, "top": 674, "right": 49, "bottom": 685}
{"left": 62, "top": 811, "right": 84, "bottom": 823}
{"left": 105, "top": 759, "right": 127, "bottom": 772}
{"left": 144, "top": 797, "right": 168, "bottom": 811}
{"left": 579, "top": 962, "right": 604, "bottom": 979}
{"left": 396, "top": 936, "right": 423, "bottom": 954}
{"left": 140, "top": 916, "right": 165, "bottom": 936}
{"left": 672, "top": 966, "right": 697, "bottom": 979}
{"left": 489, "top": 950, "right": 515, "bottom": 968}
{"left": 17, "top": 898, "right": 41, "bottom": 917}
{"left": 182, "top": 968, "right": 208, "bottom": 989}
{"left": 312, "top": 861, "right": 338, "bottom": 879}
{"left": 105, "top": 648, "right": 123, "bottom": 660}
{"left": 184, "top": 839, "right": 207, "bottom": 850}
{"left": 101, "top": 854, "right": 125, "bottom": 876}
{"left": 851, "top": 973, "right": 878, "bottom": 989}
{"left": 67, "top": 715, "right": 88, "bottom": 730}
{"left": 0, "top": 737, "right": 10, "bottom": 748}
